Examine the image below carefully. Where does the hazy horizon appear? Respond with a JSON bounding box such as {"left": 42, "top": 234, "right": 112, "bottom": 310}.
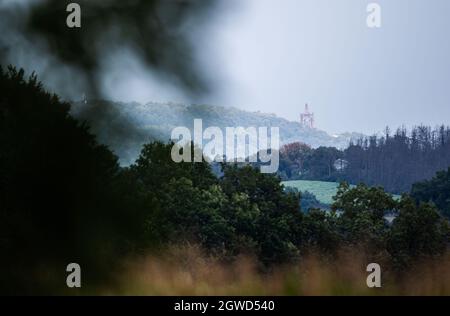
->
{"left": 2, "top": 0, "right": 450, "bottom": 136}
{"left": 197, "top": 0, "right": 450, "bottom": 135}
{"left": 95, "top": 0, "right": 450, "bottom": 135}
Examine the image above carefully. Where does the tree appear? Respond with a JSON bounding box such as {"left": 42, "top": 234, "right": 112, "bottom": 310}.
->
{"left": 220, "top": 165, "right": 303, "bottom": 263}
{"left": 303, "top": 147, "right": 342, "bottom": 181}
{"left": 331, "top": 183, "right": 396, "bottom": 249}
{"left": 301, "top": 209, "right": 340, "bottom": 255}
{"left": 387, "top": 197, "right": 449, "bottom": 268}
{"left": 278, "top": 142, "right": 312, "bottom": 179}
{"left": 341, "top": 125, "right": 450, "bottom": 193}
{"left": 276, "top": 124, "right": 450, "bottom": 194}
{"left": 131, "top": 141, "right": 217, "bottom": 193}
{"left": 411, "top": 167, "right": 450, "bottom": 218}
{"left": 159, "top": 178, "right": 234, "bottom": 253}
{"left": 0, "top": 66, "right": 149, "bottom": 293}
{"left": 332, "top": 183, "right": 396, "bottom": 221}
{"left": 284, "top": 187, "right": 328, "bottom": 212}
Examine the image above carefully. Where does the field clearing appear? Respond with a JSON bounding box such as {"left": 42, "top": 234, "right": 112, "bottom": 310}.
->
{"left": 282, "top": 180, "right": 401, "bottom": 205}
{"left": 281, "top": 180, "right": 349, "bottom": 204}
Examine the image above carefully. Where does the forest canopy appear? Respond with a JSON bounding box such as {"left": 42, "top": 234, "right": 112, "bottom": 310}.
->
{"left": 276, "top": 126, "right": 450, "bottom": 195}
{"left": 0, "top": 66, "right": 449, "bottom": 294}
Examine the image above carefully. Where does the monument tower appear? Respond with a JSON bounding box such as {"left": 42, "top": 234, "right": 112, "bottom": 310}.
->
{"left": 300, "top": 103, "right": 314, "bottom": 128}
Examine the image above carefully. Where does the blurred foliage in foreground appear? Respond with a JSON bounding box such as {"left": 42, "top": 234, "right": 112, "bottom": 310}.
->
{"left": 0, "top": 67, "right": 449, "bottom": 294}
{"left": 103, "top": 245, "right": 450, "bottom": 296}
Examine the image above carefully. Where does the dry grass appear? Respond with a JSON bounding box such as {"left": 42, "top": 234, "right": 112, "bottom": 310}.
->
{"left": 94, "top": 245, "right": 450, "bottom": 296}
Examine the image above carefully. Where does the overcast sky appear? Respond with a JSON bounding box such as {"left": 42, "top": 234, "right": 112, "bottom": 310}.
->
{"left": 195, "top": 0, "right": 450, "bottom": 134}
{"left": 3, "top": 0, "right": 450, "bottom": 135}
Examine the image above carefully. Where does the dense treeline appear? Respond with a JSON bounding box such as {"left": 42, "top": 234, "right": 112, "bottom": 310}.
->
{"left": 0, "top": 66, "right": 145, "bottom": 293}
{"left": 1, "top": 67, "right": 449, "bottom": 294}
{"left": 277, "top": 126, "right": 450, "bottom": 194}
{"left": 284, "top": 186, "right": 330, "bottom": 212}
{"left": 411, "top": 167, "right": 450, "bottom": 218}
{"left": 343, "top": 126, "right": 450, "bottom": 193}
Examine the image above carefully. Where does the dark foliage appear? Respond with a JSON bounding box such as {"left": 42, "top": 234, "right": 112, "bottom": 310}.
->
{"left": 0, "top": 66, "right": 150, "bottom": 293}
{"left": 0, "top": 0, "right": 217, "bottom": 97}
{"left": 284, "top": 186, "right": 329, "bottom": 212}
{"left": 276, "top": 142, "right": 342, "bottom": 182}
{"left": 341, "top": 127, "right": 450, "bottom": 194}
{"left": 387, "top": 197, "right": 449, "bottom": 268}
{"left": 1, "top": 67, "right": 449, "bottom": 294}
{"left": 411, "top": 167, "right": 450, "bottom": 218}
{"left": 277, "top": 126, "right": 450, "bottom": 195}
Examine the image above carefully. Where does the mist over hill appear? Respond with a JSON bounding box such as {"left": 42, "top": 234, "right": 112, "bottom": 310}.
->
{"left": 71, "top": 100, "right": 363, "bottom": 165}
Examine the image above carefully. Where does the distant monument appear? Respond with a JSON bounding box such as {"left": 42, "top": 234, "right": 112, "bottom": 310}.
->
{"left": 300, "top": 103, "right": 314, "bottom": 129}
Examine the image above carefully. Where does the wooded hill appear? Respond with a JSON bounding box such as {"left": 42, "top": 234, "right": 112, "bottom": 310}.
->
{"left": 71, "top": 100, "right": 363, "bottom": 165}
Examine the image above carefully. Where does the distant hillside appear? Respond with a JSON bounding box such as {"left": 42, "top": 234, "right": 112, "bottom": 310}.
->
{"left": 71, "top": 101, "right": 363, "bottom": 165}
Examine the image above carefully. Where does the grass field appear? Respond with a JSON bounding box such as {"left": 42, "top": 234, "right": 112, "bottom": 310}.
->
{"left": 281, "top": 180, "right": 349, "bottom": 204}
{"left": 282, "top": 180, "right": 401, "bottom": 205}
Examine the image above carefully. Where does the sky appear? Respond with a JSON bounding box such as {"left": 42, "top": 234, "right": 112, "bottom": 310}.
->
{"left": 2, "top": 0, "right": 450, "bottom": 135}
{"left": 196, "top": 0, "right": 450, "bottom": 134}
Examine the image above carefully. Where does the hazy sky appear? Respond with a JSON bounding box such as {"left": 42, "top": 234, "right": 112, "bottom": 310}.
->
{"left": 197, "top": 0, "right": 450, "bottom": 134}
{"left": 3, "top": 0, "right": 450, "bottom": 135}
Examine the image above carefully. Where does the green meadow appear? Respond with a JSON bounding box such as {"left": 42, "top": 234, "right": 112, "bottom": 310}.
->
{"left": 282, "top": 180, "right": 402, "bottom": 205}
{"left": 281, "top": 180, "right": 350, "bottom": 205}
